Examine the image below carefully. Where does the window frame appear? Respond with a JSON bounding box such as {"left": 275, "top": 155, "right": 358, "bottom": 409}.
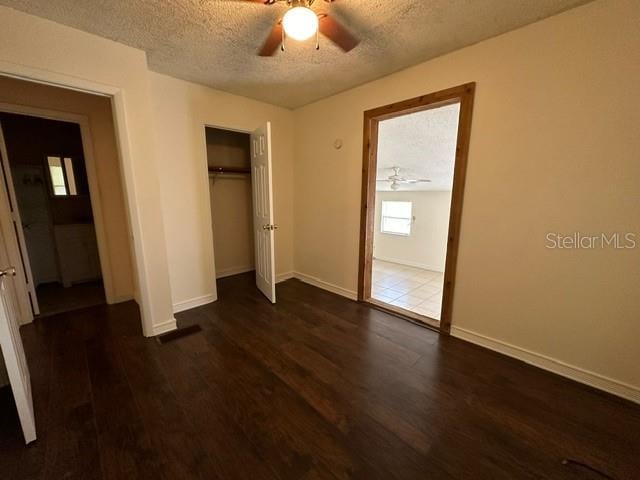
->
{"left": 45, "top": 154, "right": 78, "bottom": 197}
{"left": 380, "top": 200, "right": 413, "bottom": 236}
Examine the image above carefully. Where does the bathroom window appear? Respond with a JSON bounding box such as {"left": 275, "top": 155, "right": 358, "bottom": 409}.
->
{"left": 47, "top": 156, "right": 77, "bottom": 196}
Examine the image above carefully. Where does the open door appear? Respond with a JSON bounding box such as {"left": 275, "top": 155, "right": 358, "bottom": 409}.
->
{"left": 0, "top": 122, "right": 39, "bottom": 320}
{"left": 0, "top": 241, "right": 36, "bottom": 444}
{"left": 250, "top": 122, "right": 277, "bottom": 303}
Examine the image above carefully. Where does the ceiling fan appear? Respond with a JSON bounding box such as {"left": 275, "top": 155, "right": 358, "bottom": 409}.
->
{"left": 377, "top": 167, "right": 432, "bottom": 191}
{"left": 244, "top": 0, "right": 360, "bottom": 56}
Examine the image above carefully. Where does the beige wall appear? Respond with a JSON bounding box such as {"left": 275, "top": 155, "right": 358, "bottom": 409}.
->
{"left": 0, "top": 76, "right": 136, "bottom": 302}
{"left": 294, "top": 0, "right": 640, "bottom": 397}
{"left": 374, "top": 191, "right": 451, "bottom": 272}
{"left": 149, "top": 72, "right": 295, "bottom": 310}
{"left": 0, "top": 6, "right": 175, "bottom": 335}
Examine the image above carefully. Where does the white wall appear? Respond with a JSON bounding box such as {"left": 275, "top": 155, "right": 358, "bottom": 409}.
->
{"left": 293, "top": 0, "right": 640, "bottom": 401}
{"left": 374, "top": 191, "right": 451, "bottom": 272}
{"left": 0, "top": 6, "right": 175, "bottom": 335}
{"left": 149, "top": 73, "right": 295, "bottom": 312}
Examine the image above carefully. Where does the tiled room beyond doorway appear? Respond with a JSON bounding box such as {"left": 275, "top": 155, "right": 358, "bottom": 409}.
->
{"left": 371, "top": 259, "right": 444, "bottom": 320}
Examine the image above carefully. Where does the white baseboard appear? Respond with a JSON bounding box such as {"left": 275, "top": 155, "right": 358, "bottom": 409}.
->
{"left": 173, "top": 293, "right": 216, "bottom": 314}
{"left": 373, "top": 255, "right": 443, "bottom": 273}
{"left": 293, "top": 272, "right": 357, "bottom": 301}
{"left": 151, "top": 317, "right": 177, "bottom": 336}
{"left": 451, "top": 326, "right": 640, "bottom": 404}
{"left": 215, "top": 265, "right": 254, "bottom": 279}
{"left": 276, "top": 271, "right": 295, "bottom": 283}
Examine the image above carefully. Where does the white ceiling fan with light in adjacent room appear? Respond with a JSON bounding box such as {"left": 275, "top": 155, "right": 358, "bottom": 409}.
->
{"left": 377, "top": 166, "right": 431, "bottom": 191}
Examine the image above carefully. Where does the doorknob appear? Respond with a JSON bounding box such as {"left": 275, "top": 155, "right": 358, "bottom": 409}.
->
{"left": 0, "top": 266, "right": 16, "bottom": 277}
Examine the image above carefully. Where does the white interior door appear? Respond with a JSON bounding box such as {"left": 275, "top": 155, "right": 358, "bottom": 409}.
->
{"left": 0, "top": 122, "right": 39, "bottom": 319}
{"left": 250, "top": 122, "right": 276, "bottom": 303}
{"left": 0, "top": 251, "right": 36, "bottom": 443}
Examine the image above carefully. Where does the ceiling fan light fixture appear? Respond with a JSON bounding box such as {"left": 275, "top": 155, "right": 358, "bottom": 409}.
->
{"left": 282, "top": 6, "right": 319, "bottom": 41}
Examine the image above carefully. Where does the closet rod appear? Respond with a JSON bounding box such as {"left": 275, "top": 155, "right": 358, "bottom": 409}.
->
{"left": 208, "top": 166, "right": 250, "bottom": 174}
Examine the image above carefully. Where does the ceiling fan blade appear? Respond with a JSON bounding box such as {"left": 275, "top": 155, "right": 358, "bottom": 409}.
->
{"left": 405, "top": 179, "right": 432, "bottom": 183}
{"left": 318, "top": 14, "right": 359, "bottom": 52}
{"left": 258, "top": 22, "right": 283, "bottom": 56}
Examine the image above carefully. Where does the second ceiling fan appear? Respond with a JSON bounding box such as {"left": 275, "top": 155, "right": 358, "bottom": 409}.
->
{"left": 244, "top": 0, "right": 360, "bottom": 56}
{"left": 377, "top": 167, "right": 432, "bottom": 191}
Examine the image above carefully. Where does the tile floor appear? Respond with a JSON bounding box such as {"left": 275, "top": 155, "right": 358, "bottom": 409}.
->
{"left": 371, "top": 259, "right": 444, "bottom": 321}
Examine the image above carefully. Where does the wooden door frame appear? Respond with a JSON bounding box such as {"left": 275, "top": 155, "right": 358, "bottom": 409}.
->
{"left": 357, "top": 83, "right": 476, "bottom": 334}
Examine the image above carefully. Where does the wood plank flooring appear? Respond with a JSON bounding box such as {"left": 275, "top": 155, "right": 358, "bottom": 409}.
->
{"left": 35, "top": 280, "right": 106, "bottom": 318}
{"left": 1, "top": 273, "right": 638, "bottom": 479}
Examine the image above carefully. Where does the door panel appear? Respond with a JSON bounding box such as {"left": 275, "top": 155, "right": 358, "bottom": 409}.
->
{"left": 0, "top": 122, "right": 37, "bottom": 321}
{"left": 250, "top": 123, "right": 276, "bottom": 303}
{"left": 0, "top": 250, "right": 36, "bottom": 443}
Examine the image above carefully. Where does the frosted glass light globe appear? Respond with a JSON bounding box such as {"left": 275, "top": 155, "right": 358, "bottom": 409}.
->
{"left": 282, "top": 6, "right": 319, "bottom": 41}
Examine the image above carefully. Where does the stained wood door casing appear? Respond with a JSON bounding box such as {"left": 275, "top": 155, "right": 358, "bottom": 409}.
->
{"left": 358, "top": 83, "right": 476, "bottom": 334}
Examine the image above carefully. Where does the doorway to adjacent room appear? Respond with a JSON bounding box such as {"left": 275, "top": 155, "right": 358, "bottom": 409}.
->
{"left": 358, "top": 84, "right": 475, "bottom": 333}
{"left": 205, "top": 122, "right": 278, "bottom": 304}
{"left": 0, "top": 112, "right": 105, "bottom": 318}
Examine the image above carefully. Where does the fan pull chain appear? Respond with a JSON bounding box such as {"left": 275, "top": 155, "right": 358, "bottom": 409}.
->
{"left": 281, "top": 27, "right": 286, "bottom": 52}
{"left": 315, "top": 27, "right": 320, "bottom": 50}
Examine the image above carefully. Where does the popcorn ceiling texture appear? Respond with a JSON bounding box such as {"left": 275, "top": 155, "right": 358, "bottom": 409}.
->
{"left": 377, "top": 102, "right": 460, "bottom": 192}
{"left": 0, "top": 0, "right": 592, "bottom": 108}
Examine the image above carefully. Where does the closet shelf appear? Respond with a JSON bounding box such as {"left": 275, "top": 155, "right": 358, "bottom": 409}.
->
{"left": 208, "top": 166, "right": 250, "bottom": 174}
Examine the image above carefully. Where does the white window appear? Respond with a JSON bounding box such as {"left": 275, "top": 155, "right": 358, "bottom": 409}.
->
{"left": 381, "top": 200, "right": 412, "bottom": 236}
{"left": 47, "top": 156, "right": 77, "bottom": 196}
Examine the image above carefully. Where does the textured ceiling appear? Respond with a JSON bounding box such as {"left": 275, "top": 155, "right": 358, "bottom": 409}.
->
{"left": 377, "top": 102, "right": 459, "bottom": 192}
{"left": 0, "top": 0, "right": 592, "bottom": 108}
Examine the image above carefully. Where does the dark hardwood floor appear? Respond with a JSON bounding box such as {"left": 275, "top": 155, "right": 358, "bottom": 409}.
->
{"left": 36, "top": 280, "right": 106, "bottom": 318}
{"left": 1, "top": 273, "right": 638, "bottom": 479}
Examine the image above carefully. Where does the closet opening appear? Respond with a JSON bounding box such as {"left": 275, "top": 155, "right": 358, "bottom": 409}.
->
{"left": 205, "top": 123, "right": 277, "bottom": 303}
